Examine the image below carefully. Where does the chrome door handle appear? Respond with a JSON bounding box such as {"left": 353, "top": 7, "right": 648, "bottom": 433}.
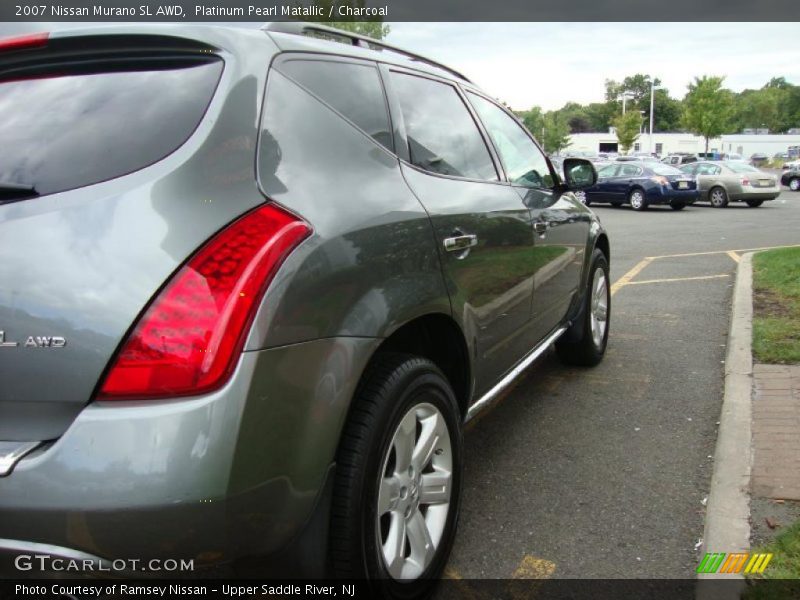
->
{"left": 443, "top": 234, "right": 478, "bottom": 252}
{"left": 534, "top": 222, "right": 548, "bottom": 235}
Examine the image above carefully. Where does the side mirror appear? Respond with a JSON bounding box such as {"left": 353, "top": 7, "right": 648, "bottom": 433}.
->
{"left": 562, "top": 158, "right": 597, "bottom": 190}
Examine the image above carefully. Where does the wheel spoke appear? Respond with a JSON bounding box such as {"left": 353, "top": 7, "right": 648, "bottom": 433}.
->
{"left": 419, "top": 469, "right": 451, "bottom": 505}
{"left": 393, "top": 410, "right": 417, "bottom": 473}
{"left": 406, "top": 509, "right": 436, "bottom": 569}
{"left": 412, "top": 413, "right": 441, "bottom": 473}
{"left": 382, "top": 512, "right": 407, "bottom": 579}
{"left": 378, "top": 476, "right": 400, "bottom": 515}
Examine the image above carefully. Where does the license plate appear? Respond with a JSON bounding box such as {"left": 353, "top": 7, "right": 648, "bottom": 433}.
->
{"left": 758, "top": 179, "right": 770, "bottom": 187}
{"left": 678, "top": 181, "right": 688, "bottom": 189}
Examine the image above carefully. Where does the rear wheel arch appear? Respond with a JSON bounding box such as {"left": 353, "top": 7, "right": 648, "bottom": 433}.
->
{"left": 594, "top": 233, "right": 610, "bottom": 264}
{"left": 366, "top": 314, "right": 472, "bottom": 419}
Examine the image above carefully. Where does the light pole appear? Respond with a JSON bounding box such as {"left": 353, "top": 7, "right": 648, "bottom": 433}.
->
{"left": 620, "top": 92, "right": 634, "bottom": 115}
{"left": 649, "top": 80, "right": 664, "bottom": 154}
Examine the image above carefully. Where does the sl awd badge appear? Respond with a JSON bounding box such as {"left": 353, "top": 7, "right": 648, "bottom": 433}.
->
{"left": 0, "top": 330, "right": 66, "bottom": 348}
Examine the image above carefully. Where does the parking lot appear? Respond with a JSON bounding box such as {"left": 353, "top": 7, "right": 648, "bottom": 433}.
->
{"left": 444, "top": 188, "right": 800, "bottom": 579}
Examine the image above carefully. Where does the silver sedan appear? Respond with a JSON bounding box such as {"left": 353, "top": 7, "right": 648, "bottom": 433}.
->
{"left": 679, "top": 161, "right": 781, "bottom": 207}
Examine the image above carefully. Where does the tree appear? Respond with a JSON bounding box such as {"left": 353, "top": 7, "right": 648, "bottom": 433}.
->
{"left": 585, "top": 102, "right": 617, "bottom": 132}
{"left": 305, "top": 0, "right": 390, "bottom": 39}
{"left": 541, "top": 113, "right": 571, "bottom": 154}
{"left": 612, "top": 111, "right": 643, "bottom": 154}
{"left": 682, "top": 76, "right": 733, "bottom": 154}
{"left": 519, "top": 106, "right": 545, "bottom": 140}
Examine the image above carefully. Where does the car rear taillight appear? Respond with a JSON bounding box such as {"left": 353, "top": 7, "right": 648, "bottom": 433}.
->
{"left": 98, "top": 204, "right": 311, "bottom": 400}
{"left": 0, "top": 32, "right": 48, "bottom": 52}
{"left": 741, "top": 176, "right": 751, "bottom": 186}
{"left": 651, "top": 176, "right": 669, "bottom": 186}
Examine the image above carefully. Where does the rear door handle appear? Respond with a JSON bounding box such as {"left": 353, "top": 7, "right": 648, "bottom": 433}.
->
{"left": 534, "top": 222, "right": 548, "bottom": 235}
{"left": 443, "top": 234, "right": 478, "bottom": 252}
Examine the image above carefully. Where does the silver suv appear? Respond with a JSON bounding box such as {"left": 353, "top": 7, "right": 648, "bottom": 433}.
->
{"left": 0, "top": 22, "right": 609, "bottom": 596}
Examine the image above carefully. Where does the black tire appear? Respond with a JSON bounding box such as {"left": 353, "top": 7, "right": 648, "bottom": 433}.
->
{"left": 746, "top": 200, "right": 764, "bottom": 207}
{"left": 670, "top": 202, "right": 686, "bottom": 211}
{"left": 628, "top": 188, "right": 647, "bottom": 211}
{"left": 709, "top": 186, "right": 729, "bottom": 208}
{"left": 329, "top": 353, "right": 462, "bottom": 597}
{"left": 556, "top": 249, "right": 610, "bottom": 367}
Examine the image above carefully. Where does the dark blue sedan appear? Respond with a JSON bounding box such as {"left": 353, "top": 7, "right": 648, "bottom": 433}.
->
{"left": 578, "top": 162, "right": 699, "bottom": 211}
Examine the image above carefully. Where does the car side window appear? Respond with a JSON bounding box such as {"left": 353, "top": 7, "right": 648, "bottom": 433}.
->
{"left": 697, "top": 163, "right": 721, "bottom": 176}
{"left": 597, "top": 164, "right": 618, "bottom": 178}
{"left": 279, "top": 59, "right": 393, "bottom": 152}
{"left": 619, "top": 164, "right": 642, "bottom": 177}
{"left": 390, "top": 72, "right": 498, "bottom": 181}
{"left": 466, "top": 92, "right": 554, "bottom": 189}
{"left": 680, "top": 164, "right": 697, "bottom": 176}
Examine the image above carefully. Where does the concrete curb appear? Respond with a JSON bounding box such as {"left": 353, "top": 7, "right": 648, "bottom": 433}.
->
{"left": 696, "top": 252, "right": 753, "bottom": 598}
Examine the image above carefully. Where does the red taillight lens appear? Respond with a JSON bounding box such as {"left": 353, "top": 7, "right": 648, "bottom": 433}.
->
{"left": 98, "top": 204, "right": 311, "bottom": 400}
{"left": 741, "top": 176, "right": 751, "bottom": 186}
{"left": 0, "top": 32, "right": 49, "bottom": 52}
{"left": 651, "top": 176, "right": 669, "bottom": 186}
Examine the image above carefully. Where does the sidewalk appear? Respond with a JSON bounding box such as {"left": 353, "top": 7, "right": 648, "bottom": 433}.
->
{"left": 700, "top": 251, "right": 800, "bottom": 593}
{"left": 751, "top": 364, "right": 800, "bottom": 502}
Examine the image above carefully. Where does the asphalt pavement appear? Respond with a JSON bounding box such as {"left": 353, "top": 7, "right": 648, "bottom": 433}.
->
{"left": 444, "top": 189, "right": 800, "bottom": 579}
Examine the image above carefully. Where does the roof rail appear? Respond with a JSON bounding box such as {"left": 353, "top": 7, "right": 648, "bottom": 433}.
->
{"left": 262, "top": 21, "right": 471, "bottom": 83}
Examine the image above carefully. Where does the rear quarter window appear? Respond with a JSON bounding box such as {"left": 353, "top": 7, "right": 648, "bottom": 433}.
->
{"left": 0, "top": 58, "right": 223, "bottom": 198}
{"left": 277, "top": 58, "right": 393, "bottom": 152}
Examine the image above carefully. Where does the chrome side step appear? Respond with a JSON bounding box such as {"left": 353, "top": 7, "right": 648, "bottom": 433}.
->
{"left": 465, "top": 325, "right": 568, "bottom": 422}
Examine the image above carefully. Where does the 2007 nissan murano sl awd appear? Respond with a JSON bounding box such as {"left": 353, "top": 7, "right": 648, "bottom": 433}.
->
{"left": 0, "top": 22, "right": 609, "bottom": 597}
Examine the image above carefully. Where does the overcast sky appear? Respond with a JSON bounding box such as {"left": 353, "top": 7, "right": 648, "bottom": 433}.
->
{"left": 3, "top": 21, "right": 798, "bottom": 111}
{"left": 387, "top": 23, "right": 800, "bottom": 111}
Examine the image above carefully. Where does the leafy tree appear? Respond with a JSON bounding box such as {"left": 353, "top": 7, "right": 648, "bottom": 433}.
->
{"left": 585, "top": 102, "right": 617, "bottom": 133}
{"left": 519, "top": 106, "right": 545, "bottom": 139}
{"left": 541, "top": 113, "right": 571, "bottom": 154}
{"left": 682, "top": 76, "right": 733, "bottom": 153}
{"left": 305, "top": 0, "right": 390, "bottom": 39}
{"left": 612, "top": 111, "right": 643, "bottom": 154}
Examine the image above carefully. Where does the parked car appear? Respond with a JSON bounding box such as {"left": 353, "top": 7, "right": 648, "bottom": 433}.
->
{"left": 749, "top": 153, "right": 769, "bottom": 166}
{"left": 680, "top": 161, "right": 781, "bottom": 207}
{"left": 782, "top": 159, "right": 800, "bottom": 170}
{"left": 662, "top": 154, "right": 698, "bottom": 166}
{"left": 616, "top": 154, "right": 659, "bottom": 163}
{"left": 781, "top": 166, "right": 800, "bottom": 191}
{"left": 580, "top": 161, "right": 698, "bottom": 210}
{"left": 0, "top": 23, "right": 609, "bottom": 593}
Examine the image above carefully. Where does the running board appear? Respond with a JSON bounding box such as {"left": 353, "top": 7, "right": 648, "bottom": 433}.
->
{"left": 465, "top": 325, "right": 568, "bottom": 422}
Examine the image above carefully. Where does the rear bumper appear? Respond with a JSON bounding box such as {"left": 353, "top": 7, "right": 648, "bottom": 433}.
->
{"left": 729, "top": 189, "right": 780, "bottom": 201}
{"left": 0, "top": 337, "right": 378, "bottom": 576}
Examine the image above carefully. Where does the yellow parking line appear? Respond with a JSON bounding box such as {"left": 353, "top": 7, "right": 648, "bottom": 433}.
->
{"left": 625, "top": 273, "right": 730, "bottom": 286}
{"left": 512, "top": 555, "right": 557, "bottom": 579}
{"left": 727, "top": 251, "right": 741, "bottom": 263}
{"left": 645, "top": 243, "right": 800, "bottom": 260}
{"left": 610, "top": 257, "right": 653, "bottom": 296}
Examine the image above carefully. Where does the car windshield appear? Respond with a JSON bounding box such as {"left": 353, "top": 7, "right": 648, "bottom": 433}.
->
{"left": 651, "top": 165, "right": 683, "bottom": 176}
{"left": 726, "top": 163, "right": 759, "bottom": 173}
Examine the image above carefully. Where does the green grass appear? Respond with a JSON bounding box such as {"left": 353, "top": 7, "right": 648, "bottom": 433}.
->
{"left": 744, "top": 520, "right": 800, "bottom": 598}
{"left": 752, "top": 247, "right": 800, "bottom": 364}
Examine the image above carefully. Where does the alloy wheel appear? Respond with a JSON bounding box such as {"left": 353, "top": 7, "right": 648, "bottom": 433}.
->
{"left": 590, "top": 267, "right": 609, "bottom": 348}
{"left": 630, "top": 190, "right": 645, "bottom": 210}
{"left": 790, "top": 178, "right": 800, "bottom": 191}
{"left": 377, "top": 402, "right": 453, "bottom": 580}
{"left": 710, "top": 188, "right": 727, "bottom": 207}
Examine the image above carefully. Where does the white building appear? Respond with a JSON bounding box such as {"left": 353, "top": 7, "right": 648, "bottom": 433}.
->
{"left": 566, "top": 131, "right": 800, "bottom": 158}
